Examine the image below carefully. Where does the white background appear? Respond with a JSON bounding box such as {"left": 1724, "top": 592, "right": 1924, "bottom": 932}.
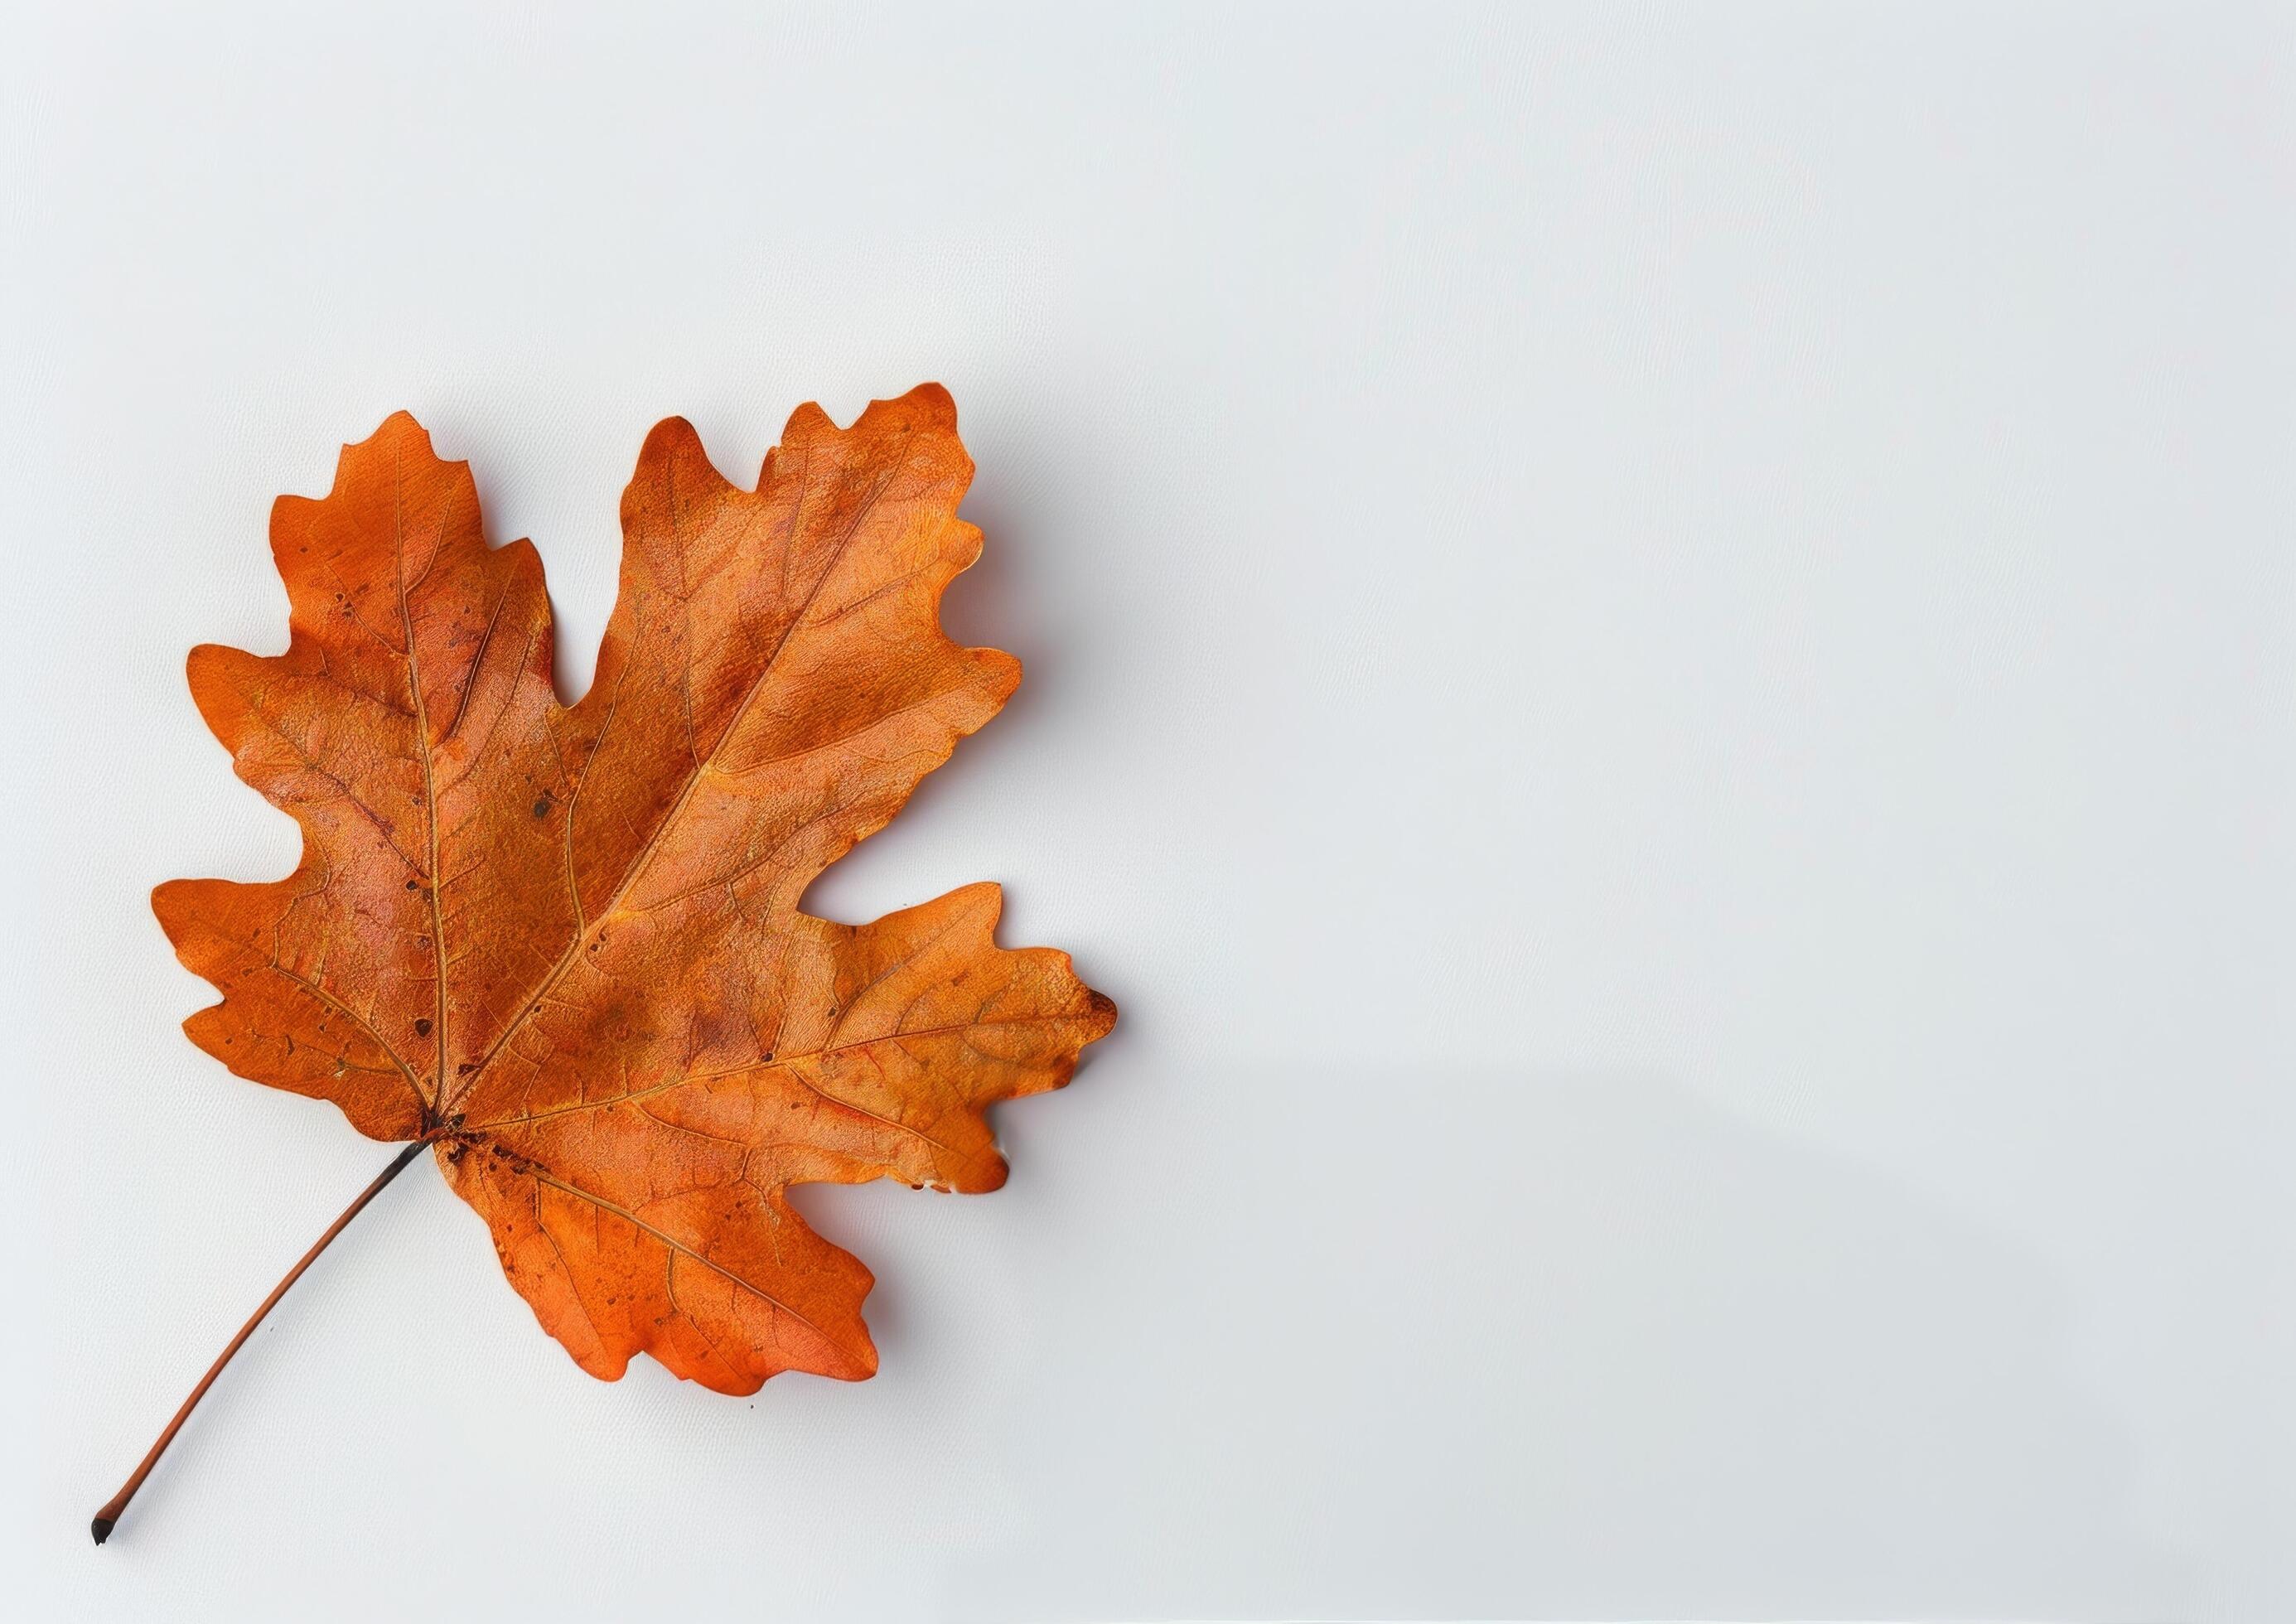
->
{"left": 3, "top": 3, "right": 2290, "bottom": 1620}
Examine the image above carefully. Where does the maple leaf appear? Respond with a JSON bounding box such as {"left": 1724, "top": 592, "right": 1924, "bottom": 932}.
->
{"left": 97, "top": 386, "right": 1113, "bottom": 1542}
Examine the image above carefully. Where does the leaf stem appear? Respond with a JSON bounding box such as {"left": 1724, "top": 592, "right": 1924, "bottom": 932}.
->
{"left": 90, "top": 1138, "right": 429, "bottom": 1545}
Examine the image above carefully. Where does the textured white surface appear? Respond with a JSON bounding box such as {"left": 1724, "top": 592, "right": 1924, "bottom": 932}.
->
{"left": 3, "top": 2, "right": 2291, "bottom": 1619}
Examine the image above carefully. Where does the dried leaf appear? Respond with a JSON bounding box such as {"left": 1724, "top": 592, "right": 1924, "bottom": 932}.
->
{"left": 154, "top": 386, "right": 1114, "bottom": 1393}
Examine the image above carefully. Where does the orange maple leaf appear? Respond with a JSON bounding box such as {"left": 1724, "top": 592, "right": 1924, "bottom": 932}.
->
{"left": 97, "top": 386, "right": 1113, "bottom": 1542}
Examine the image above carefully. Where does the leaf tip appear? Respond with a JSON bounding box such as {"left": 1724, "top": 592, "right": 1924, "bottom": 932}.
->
{"left": 352, "top": 409, "right": 440, "bottom": 463}
{"left": 149, "top": 877, "right": 197, "bottom": 944}
{"left": 974, "top": 645, "right": 1022, "bottom": 701}
{"left": 896, "top": 379, "right": 956, "bottom": 423}
{"left": 631, "top": 414, "right": 732, "bottom": 493}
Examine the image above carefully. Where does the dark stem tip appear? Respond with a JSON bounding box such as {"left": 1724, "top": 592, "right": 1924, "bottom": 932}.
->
{"left": 86, "top": 1143, "right": 426, "bottom": 1549}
